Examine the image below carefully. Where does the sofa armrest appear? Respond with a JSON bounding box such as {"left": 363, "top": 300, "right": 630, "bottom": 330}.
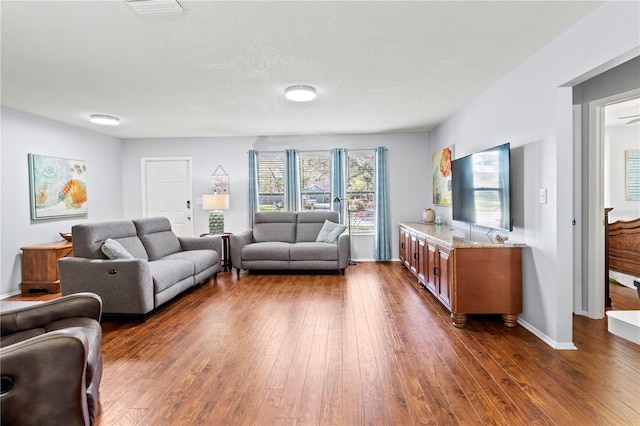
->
{"left": 58, "top": 258, "right": 154, "bottom": 315}
{"left": 0, "top": 329, "right": 91, "bottom": 426}
{"left": 178, "top": 235, "right": 222, "bottom": 261}
{"left": 337, "top": 231, "right": 350, "bottom": 270}
{"left": 230, "top": 230, "right": 253, "bottom": 269}
{"left": 0, "top": 293, "right": 102, "bottom": 335}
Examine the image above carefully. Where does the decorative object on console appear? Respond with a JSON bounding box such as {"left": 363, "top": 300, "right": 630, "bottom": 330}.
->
{"left": 423, "top": 208, "right": 436, "bottom": 223}
{"left": 60, "top": 232, "right": 73, "bottom": 242}
{"left": 203, "top": 194, "right": 229, "bottom": 235}
{"left": 28, "top": 153, "right": 88, "bottom": 220}
{"left": 495, "top": 234, "right": 509, "bottom": 243}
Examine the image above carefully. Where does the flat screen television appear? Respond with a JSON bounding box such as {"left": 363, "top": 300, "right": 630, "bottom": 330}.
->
{"left": 451, "top": 142, "right": 512, "bottom": 231}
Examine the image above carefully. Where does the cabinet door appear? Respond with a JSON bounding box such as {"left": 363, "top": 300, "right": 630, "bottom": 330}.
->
{"left": 400, "top": 227, "right": 412, "bottom": 269}
{"left": 426, "top": 241, "right": 438, "bottom": 295}
{"left": 416, "top": 235, "right": 427, "bottom": 285}
{"left": 410, "top": 234, "right": 419, "bottom": 275}
{"left": 437, "top": 246, "right": 452, "bottom": 310}
{"left": 399, "top": 227, "right": 407, "bottom": 264}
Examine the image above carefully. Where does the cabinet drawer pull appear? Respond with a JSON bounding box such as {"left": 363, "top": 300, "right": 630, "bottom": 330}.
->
{"left": 109, "top": 269, "right": 118, "bottom": 275}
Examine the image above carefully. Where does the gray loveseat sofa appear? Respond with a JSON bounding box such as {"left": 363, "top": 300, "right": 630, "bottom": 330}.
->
{"left": 230, "top": 211, "right": 350, "bottom": 275}
{"left": 59, "top": 217, "right": 221, "bottom": 317}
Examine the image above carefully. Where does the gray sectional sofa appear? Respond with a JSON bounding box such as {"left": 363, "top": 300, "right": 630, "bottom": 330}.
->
{"left": 58, "top": 217, "right": 221, "bottom": 317}
{"left": 230, "top": 211, "right": 350, "bottom": 275}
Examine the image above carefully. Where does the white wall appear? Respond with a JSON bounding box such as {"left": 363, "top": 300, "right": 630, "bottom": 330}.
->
{"left": 121, "top": 132, "right": 430, "bottom": 261}
{"left": 606, "top": 126, "right": 640, "bottom": 222}
{"left": 1, "top": 107, "right": 123, "bottom": 296}
{"left": 429, "top": 1, "right": 639, "bottom": 348}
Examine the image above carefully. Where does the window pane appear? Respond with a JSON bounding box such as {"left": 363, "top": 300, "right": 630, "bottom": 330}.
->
{"left": 257, "top": 153, "right": 285, "bottom": 211}
{"left": 299, "top": 152, "right": 332, "bottom": 212}
{"left": 346, "top": 151, "right": 375, "bottom": 234}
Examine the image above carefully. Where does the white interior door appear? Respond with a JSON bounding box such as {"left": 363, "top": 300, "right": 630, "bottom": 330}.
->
{"left": 142, "top": 157, "right": 193, "bottom": 237}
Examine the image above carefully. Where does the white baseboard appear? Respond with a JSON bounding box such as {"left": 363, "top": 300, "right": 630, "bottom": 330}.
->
{"left": 517, "top": 317, "right": 578, "bottom": 350}
{"left": 351, "top": 258, "right": 401, "bottom": 262}
{"left": 0, "top": 289, "right": 23, "bottom": 300}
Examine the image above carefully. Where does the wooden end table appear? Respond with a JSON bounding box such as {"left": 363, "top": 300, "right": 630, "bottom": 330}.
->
{"left": 200, "top": 232, "right": 232, "bottom": 271}
{"left": 20, "top": 241, "right": 73, "bottom": 294}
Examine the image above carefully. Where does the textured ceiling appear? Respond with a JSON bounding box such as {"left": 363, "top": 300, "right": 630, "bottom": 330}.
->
{"left": 605, "top": 97, "right": 640, "bottom": 127}
{"left": 1, "top": 0, "right": 604, "bottom": 139}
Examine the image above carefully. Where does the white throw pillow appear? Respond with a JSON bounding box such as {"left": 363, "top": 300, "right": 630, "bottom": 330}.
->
{"left": 316, "top": 220, "right": 347, "bottom": 244}
{"left": 101, "top": 238, "right": 135, "bottom": 260}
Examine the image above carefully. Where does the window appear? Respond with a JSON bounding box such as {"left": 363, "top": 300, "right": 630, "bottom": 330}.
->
{"left": 255, "top": 149, "right": 376, "bottom": 235}
{"left": 298, "top": 152, "right": 332, "bottom": 211}
{"left": 257, "top": 153, "right": 285, "bottom": 211}
{"left": 346, "top": 151, "right": 375, "bottom": 235}
{"left": 626, "top": 149, "right": 640, "bottom": 201}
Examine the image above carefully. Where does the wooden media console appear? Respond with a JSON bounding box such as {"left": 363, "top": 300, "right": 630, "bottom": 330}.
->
{"left": 399, "top": 222, "right": 523, "bottom": 328}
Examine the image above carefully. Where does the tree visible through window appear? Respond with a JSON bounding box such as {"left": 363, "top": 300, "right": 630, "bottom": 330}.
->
{"left": 257, "top": 153, "right": 285, "bottom": 211}
{"left": 255, "top": 150, "right": 375, "bottom": 234}
{"left": 299, "top": 152, "right": 332, "bottom": 212}
{"left": 346, "top": 151, "right": 375, "bottom": 234}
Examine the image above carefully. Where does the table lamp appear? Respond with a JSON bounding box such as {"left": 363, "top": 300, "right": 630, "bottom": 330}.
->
{"left": 202, "top": 194, "right": 229, "bottom": 234}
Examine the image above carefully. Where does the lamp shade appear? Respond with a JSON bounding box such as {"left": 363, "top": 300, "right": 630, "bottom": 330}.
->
{"left": 202, "top": 194, "right": 229, "bottom": 210}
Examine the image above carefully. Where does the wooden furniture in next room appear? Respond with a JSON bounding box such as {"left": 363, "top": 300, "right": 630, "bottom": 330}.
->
{"left": 399, "top": 222, "right": 523, "bottom": 328}
{"left": 605, "top": 209, "right": 640, "bottom": 305}
{"left": 20, "top": 241, "right": 73, "bottom": 294}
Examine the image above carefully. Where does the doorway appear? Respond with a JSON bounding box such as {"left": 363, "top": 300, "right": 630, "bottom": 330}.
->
{"left": 141, "top": 157, "right": 194, "bottom": 237}
{"left": 583, "top": 90, "right": 640, "bottom": 319}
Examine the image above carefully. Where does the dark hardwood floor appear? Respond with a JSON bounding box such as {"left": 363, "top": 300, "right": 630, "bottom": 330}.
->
{"left": 6, "top": 262, "right": 640, "bottom": 425}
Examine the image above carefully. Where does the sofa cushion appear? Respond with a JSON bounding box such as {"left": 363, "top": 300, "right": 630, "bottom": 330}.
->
{"left": 101, "top": 238, "right": 135, "bottom": 260}
{"left": 242, "top": 242, "right": 291, "bottom": 261}
{"left": 253, "top": 212, "right": 297, "bottom": 243}
{"left": 133, "top": 217, "right": 182, "bottom": 260}
{"left": 290, "top": 242, "right": 339, "bottom": 261}
{"left": 161, "top": 250, "right": 219, "bottom": 275}
{"left": 296, "top": 211, "right": 340, "bottom": 242}
{"left": 147, "top": 259, "right": 194, "bottom": 293}
{"left": 315, "top": 220, "right": 347, "bottom": 244}
{"left": 72, "top": 220, "right": 149, "bottom": 260}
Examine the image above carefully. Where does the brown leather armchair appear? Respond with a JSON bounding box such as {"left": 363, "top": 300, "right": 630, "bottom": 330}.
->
{"left": 0, "top": 292, "right": 103, "bottom": 426}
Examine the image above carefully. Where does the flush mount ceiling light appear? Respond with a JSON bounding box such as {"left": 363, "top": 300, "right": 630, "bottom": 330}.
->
{"left": 126, "top": 0, "right": 184, "bottom": 15}
{"left": 89, "top": 114, "right": 120, "bottom": 126}
{"left": 285, "top": 85, "right": 317, "bottom": 102}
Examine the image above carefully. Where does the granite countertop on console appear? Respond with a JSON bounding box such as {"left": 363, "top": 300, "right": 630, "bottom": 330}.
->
{"left": 400, "top": 222, "right": 526, "bottom": 249}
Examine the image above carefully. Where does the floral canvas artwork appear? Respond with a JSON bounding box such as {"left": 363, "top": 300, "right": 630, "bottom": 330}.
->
{"left": 211, "top": 174, "right": 229, "bottom": 195}
{"left": 29, "top": 154, "right": 88, "bottom": 219}
{"left": 432, "top": 145, "right": 454, "bottom": 206}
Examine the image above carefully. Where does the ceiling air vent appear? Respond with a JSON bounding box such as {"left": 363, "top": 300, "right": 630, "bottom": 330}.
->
{"left": 126, "top": 0, "right": 184, "bottom": 15}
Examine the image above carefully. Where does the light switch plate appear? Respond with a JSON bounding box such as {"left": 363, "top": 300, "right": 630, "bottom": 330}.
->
{"left": 539, "top": 189, "right": 547, "bottom": 204}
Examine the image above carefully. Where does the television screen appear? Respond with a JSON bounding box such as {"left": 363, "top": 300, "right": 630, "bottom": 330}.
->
{"left": 451, "top": 143, "right": 511, "bottom": 231}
